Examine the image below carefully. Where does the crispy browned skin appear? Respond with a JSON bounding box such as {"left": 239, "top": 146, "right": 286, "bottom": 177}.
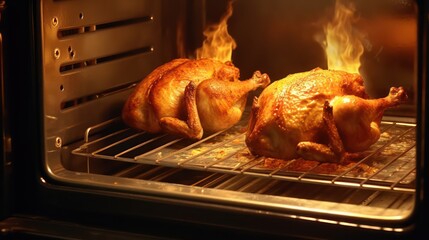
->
{"left": 245, "top": 68, "right": 407, "bottom": 162}
{"left": 122, "top": 58, "right": 270, "bottom": 139}
{"left": 122, "top": 58, "right": 188, "bottom": 133}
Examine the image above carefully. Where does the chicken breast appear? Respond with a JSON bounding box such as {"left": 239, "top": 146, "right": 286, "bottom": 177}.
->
{"left": 245, "top": 67, "right": 407, "bottom": 162}
{"left": 122, "top": 58, "right": 270, "bottom": 139}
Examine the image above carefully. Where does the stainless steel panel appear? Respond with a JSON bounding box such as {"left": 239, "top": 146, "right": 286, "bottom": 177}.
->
{"left": 40, "top": 0, "right": 163, "bottom": 146}
{"left": 41, "top": 0, "right": 157, "bottom": 29}
{"left": 60, "top": 53, "right": 157, "bottom": 103}
{"left": 56, "top": 21, "right": 157, "bottom": 64}
{"left": 46, "top": 88, "right": 133, "bottom": 146}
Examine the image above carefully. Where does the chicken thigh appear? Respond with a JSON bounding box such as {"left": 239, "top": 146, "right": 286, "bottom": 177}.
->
{"left": 122, "top": 58, "right": 270, "bottom": 139}
{"left": 245, "top": 68, "right": 407, "bottom": 162}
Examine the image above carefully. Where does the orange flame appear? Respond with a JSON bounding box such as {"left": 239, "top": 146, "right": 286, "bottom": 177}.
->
{"left": 321, "top": 0, "right": 364, "bottom": 74}
{"left": 196, "top": 1, "right": 237, "bottom": 63}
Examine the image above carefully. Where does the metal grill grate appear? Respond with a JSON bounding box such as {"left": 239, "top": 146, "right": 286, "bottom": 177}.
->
{"left": 72, "top": 116, "right": 416, "bottom": 193}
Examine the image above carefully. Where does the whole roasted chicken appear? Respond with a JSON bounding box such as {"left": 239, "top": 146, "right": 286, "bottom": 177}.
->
{"left": 122, "top": 58, "right": 270, "bottom": 139}
{"left": 245, "top": 68, "right": 407, "bottom": 162}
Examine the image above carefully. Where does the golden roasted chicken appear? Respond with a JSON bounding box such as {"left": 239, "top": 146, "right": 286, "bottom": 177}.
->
{"left": 122, "top": 58, "right": 270, "bottom": 139}
{"left": 245, "top": 68, "right": 407, "bottom": 162}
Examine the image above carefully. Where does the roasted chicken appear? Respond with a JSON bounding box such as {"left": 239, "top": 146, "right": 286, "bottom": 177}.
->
{"left": 245, "top": 67, "right": 407, "bottom": 162}
{"left": 122, "top": 58, "right": 270, "bottom": 139}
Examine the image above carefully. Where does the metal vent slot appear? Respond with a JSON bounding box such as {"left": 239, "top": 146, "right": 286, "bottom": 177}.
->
{"left": 72, "top": 114, "right": 416, "bottom": 193}
{"left": 46, "top": 0, "right": 158, "bottom": 30}
{"left": 58, "top": 17, "right": 153, "bottom": 39}
{"left": 59, "top": 47, "right": 154, "bottom": 73}
{"left": 60, "top": 82, "right": 135, "bottom": 110}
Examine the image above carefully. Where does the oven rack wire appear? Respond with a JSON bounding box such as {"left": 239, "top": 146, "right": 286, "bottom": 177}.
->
{"left": 71, "top": 117, "right": 416, "bottom": 193}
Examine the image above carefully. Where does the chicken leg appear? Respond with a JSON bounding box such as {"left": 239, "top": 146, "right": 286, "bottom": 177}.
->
{"left": 197, "top": 71, "right": 270, "bottom": 132}
{"left": 159, "top": 71, "right": 270, "bottom": 139}
{"left": 296, "top": 87, "right": 407, "bottom": 162}
{"left": 296, "top": 101, "right": 346, "bottom": 162}
{"left": 331, "top": 86, "right": 408, "bottom": 152}
{"left": 159, "top": 81, "right": 203, "bottom": 139}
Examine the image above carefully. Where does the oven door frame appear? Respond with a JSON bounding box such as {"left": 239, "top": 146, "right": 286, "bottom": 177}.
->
{"left": 1, "top": 0, "right": 429, "bottom": 239}
{"left": 0, "top": 0, "right": 12, "bottom": 223}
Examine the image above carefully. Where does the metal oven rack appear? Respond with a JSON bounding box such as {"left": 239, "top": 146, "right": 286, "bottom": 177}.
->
{"left": 72, "top": 116, "right": 416, "bottom": 193}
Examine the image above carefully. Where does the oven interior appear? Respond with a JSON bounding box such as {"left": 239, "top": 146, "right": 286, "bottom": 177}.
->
{"left": 40, "top": 0, "right": 418, "bottom": 229}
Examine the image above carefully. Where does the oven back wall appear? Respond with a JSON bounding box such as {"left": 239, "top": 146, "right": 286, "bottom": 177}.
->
{"left": 205, "top": 0, "right": 417, "bottom": 116}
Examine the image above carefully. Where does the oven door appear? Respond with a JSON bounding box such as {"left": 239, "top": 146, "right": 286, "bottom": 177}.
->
{"left": 0, "top": 0, "right": 12, "bottom": 224}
